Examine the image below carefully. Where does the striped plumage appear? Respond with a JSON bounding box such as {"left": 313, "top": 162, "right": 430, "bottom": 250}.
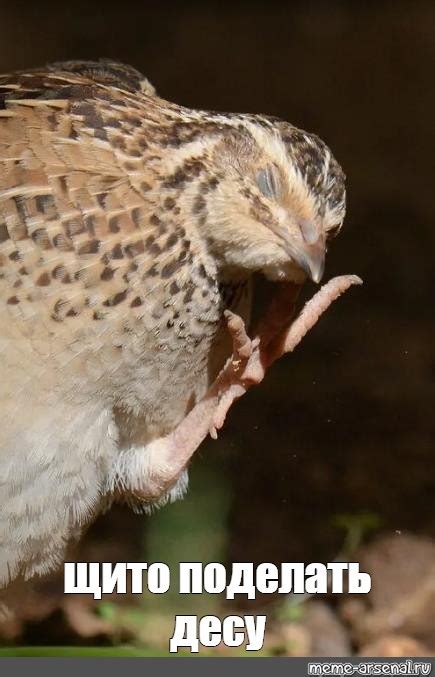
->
{"left": 0, "top": 60, "right": 345, "bottom": 586}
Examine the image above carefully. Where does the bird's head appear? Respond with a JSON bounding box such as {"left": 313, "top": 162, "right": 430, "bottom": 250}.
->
{"left": 202, "top": 116, "right": 346, "bottom": 284}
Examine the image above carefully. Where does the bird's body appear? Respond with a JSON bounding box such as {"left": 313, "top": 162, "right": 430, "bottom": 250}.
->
{"left": 0, "top": 61, "right": 346, "bottom": 586}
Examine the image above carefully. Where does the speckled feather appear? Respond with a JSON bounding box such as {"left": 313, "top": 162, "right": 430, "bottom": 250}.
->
{"left": 0, "top": 60, "right": 346, "bottom": 586}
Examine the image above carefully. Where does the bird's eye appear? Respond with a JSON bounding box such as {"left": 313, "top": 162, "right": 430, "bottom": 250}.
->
{"left": 256, "top": 164, "right": 281, "bottom": 200}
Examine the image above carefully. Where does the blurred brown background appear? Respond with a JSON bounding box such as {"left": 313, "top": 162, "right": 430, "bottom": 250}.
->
{"left": 1, "top": 0, "right": 434, "bottom": 656}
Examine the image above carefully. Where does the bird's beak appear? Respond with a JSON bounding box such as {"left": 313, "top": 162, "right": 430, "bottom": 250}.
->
{"left": 270, "top": 220, "right": 326, "bottom": 283}
{"left": 291, "top": 236, "right": 326, "bottom": 284}
{"left": 291, "top": 219, "right": 326, "bottom": 283}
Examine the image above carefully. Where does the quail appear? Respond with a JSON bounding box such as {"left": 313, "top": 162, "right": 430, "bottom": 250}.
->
{"left": 0, "top": 60, "right": 348, "bottom": 587}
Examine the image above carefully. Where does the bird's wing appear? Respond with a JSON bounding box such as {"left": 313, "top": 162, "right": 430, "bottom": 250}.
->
{"left": 0, "top": 62, "right": 178, "bottom": 331}
{"left": 0, "top": 59, "right": 156, "bottom": 98}
{"left": 47, "top": 59, "right": 157, "bottom": 96}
